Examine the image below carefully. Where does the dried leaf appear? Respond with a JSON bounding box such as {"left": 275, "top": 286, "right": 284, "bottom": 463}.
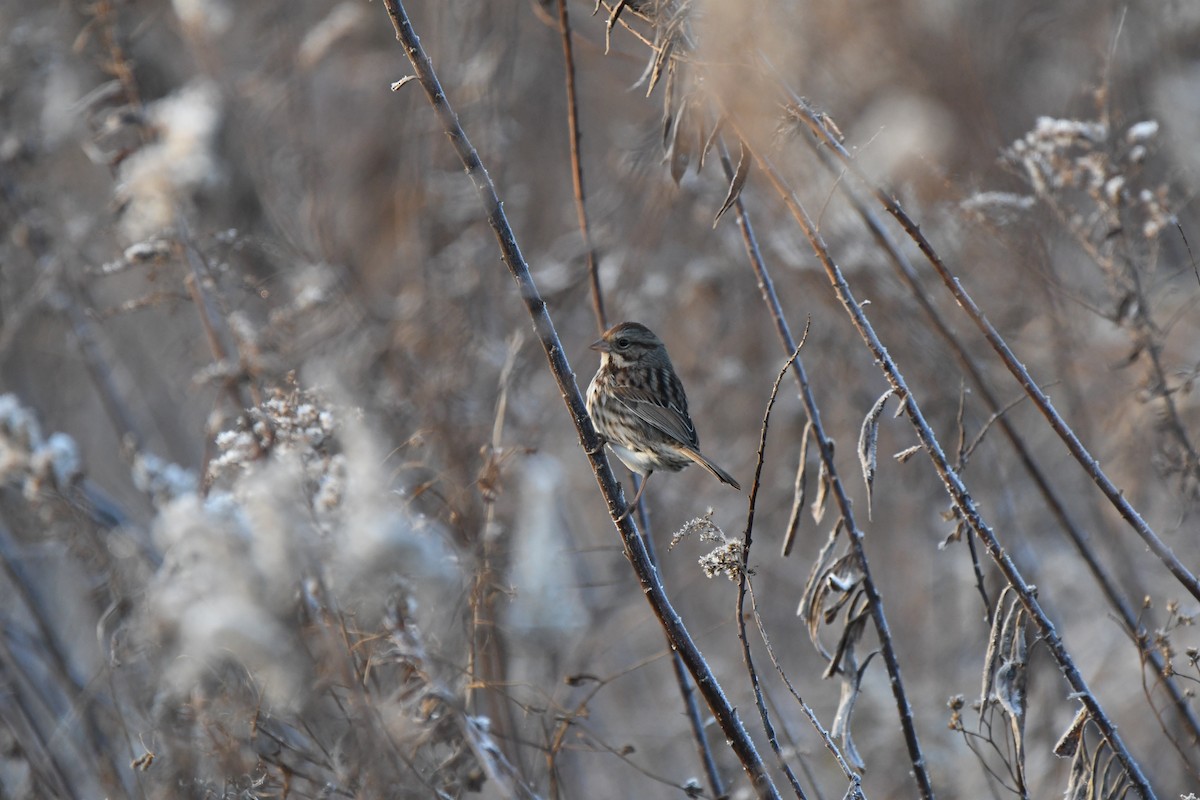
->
{"left": 668, "top": 140, "right": 689, "bottom": 184}
{"left": 824, "top": 591, "right": 868, "bottom": 678}
{"left": 645, "top": 32, "right": 674, "bottom": 97}
{"left": 858, "top": 389, "right": 895, "bottom": 521}
{"left": 820, "top": 557, "right": 862, "bottom": 629}
{"left": 811, "top": 439, "right": 833, "bottom": 525}
{"left": 997, "top": 599, "right": 1025, "bottom": 677}
{"left": 603, "top": 0, "right": 631, "bottom": 54}
{"left": 995, "top": 658, "right": 1026, "bottom": 720}
{"left": 830, "top": 647, "right": 875, "bottom": 772}
{"left": 1053, "top": 706, "right": 1089, "bottom": 758}
{"left": 980, "top": 585, "right": 1014, "bottom": 712}
{"left": 782, "top": 421, "right": 813, "bottom": 557}
{"left": 699, "top": 114, "right": 724, "bottom": 169}
{"left": 1063, "top": 737, "right": 1090, "bottom": 800}
{"left": 938, "top": 517, "right": 966, "bottom": 550}
{"left": 831, "top": 674, "right": 864, "bottom": 771}
{"left": 713, "top": 140, "right": 750, "bottom": 227}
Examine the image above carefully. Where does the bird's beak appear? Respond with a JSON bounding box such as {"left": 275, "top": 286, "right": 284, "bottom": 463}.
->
{"left": 590, "top": 338, "right": 609, "bottom": 353}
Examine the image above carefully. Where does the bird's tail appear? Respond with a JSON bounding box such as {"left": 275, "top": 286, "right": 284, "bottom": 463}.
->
{"left": 681, "top": 446, "right": 742, "bottom": 491}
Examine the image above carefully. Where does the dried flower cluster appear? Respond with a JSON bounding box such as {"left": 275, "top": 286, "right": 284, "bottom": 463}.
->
{"left": 671, "top": 508, "right": 744, "bottom": 580}
{"left": 1002, "top": 116, "right": 1174, "bottom": 240}
{"left": 0, "top": 394, "right": 81, "bottom": 501}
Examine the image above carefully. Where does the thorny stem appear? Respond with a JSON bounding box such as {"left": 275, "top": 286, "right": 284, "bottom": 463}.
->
{"left": 717, "top": 139, "right": 935, "bottom": 800}
{"left": 555, "top": 0, "right": 606, "bottom": 336}
{"left": 381, "top": 2, "right": 780, "bottom": 796}
{"left": 783, "top": 91, "right": 1200, "bottom": 608}
{"left": 735, "top": 126, "right": 1157, "bottom": 799}
{"left": 738, "top": 343, "right": 811, "bottom": 800}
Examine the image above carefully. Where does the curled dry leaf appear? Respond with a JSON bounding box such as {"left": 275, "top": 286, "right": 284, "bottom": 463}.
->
{"left": 713, "top": 139, "right": 750, "bottom": 227}
{"left": 797, "top": 520, "right": 844, "bottom": 661}
{"left": 938, "top": 517, "right": 966, "bottom": 550}
{"left": 830, "top": 648, "right": 876, "bottom": 772}
{"left": 700, "top": 114, "right": 724, "bottom": 170}
{"left": 797, "top": 519, "right": 868, "bottom": 679}
{"left": 1061, "top": 725, "right": 1130, "bottom": 800}
{"left": 823, "top": 591, "right": 869, "bottom": 680}
{"left": 858, "top": 388, "right": 896, "bottom": 521}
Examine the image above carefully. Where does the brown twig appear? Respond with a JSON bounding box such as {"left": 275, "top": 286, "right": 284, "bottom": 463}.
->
{"left": 555, "top": 0, "right": 606, "bottom": 336}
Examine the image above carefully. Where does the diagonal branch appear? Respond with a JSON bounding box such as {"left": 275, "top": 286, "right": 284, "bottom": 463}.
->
{"left": 380, "top": 2, "right": 779, "bottom": 795}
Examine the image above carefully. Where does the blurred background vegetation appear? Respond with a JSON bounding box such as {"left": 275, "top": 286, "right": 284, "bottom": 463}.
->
{"left": 1, "top": 0, "right": 1199, "bottom": 797}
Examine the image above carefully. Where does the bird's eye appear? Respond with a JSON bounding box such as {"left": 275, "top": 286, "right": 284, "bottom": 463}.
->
{"left": 616, "top": 337, "right": 630, "bottom": 349}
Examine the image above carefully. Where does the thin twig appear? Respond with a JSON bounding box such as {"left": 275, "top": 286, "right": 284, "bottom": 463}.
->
{"left": 563, "top": 0, "right": 723, "bottom": 782}
{"left": 380, "top": 3, "right": 779, "bottom": 795}
{"left": 0, "top": 632, "right": 79, "bottom": 800}
{"left": 56, "top": 284, "right": 144, "bottom": 452}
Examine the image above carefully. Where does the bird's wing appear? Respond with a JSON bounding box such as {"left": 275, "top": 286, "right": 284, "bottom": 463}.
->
{"left": 609, "top": 384, "right": 699, "bottom": 449}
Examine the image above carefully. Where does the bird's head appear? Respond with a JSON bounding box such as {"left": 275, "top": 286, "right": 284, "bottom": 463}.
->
{"left": 590, "top": 322, "right": 667, "bottom": 369}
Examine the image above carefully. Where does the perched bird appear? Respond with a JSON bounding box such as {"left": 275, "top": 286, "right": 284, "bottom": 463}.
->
{"left": 586, "top": 321, "right": 741, "bottom": 517}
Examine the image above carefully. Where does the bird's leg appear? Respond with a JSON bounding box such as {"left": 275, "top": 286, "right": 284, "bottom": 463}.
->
{"left": 614, "top": 472, "right": 651, "bottom": 523}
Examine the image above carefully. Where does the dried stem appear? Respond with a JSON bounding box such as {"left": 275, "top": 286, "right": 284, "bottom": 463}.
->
{"left": 560, "top": 1, "right": 724, "bottom": 785}
{"left": 634, "top": 492, "right": 727, "bottom": 799}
